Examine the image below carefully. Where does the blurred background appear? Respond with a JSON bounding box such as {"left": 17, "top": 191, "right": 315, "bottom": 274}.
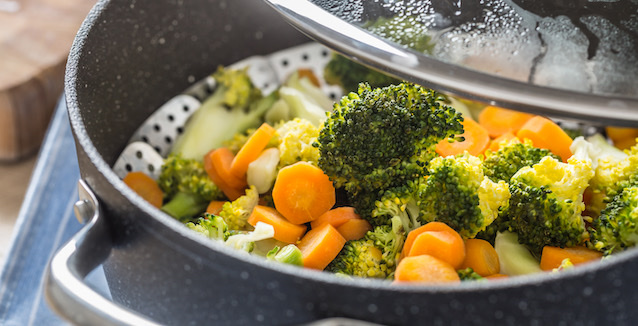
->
{"left": 0, "top": 0, "right": 96, "bottom": 264}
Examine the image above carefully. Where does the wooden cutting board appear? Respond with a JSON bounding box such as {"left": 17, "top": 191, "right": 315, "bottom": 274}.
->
{"left": 0, "top": 0, "right": 96, "bottom": 162}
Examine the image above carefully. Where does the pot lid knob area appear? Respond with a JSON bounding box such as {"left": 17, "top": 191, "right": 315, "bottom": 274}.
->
{"left": 265, "top": 0, "right": 638, "bottom": 126}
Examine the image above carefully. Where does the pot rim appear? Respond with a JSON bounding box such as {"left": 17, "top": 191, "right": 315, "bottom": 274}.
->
{"left": 64, "top": 0, "right": 638, "bottom": 295}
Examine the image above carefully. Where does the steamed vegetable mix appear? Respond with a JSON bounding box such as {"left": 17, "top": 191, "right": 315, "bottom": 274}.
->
{"left": 122, "top": 55, "right": 638, "bottom": 285}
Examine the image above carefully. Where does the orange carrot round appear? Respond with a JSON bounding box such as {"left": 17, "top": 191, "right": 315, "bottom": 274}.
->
{"left": 435, "top": 118, "right": 490, "bottom": 157}
{"left": 297, "top": 68, "right": 321, "bottom": 87}
{"left": 204, "top": 148, "right": 245, "bottom": 200}
{"left": 516, "top": 116, "right": 573, "bottom": 162}
{"left": 208, "top": 147, "right": 247, "bottom": 189}
{"left": 310, "top": 206, "right": 360, "bottom": 229}
{"left": 606, "top": 126, "right": 638, "bottom": 147}
{"left": 247, "top": 205, "right": 307, "bottom": 244}
{"left": 297, "top": 223, "right": 346, "bottom": 270}
{"left": 485, "top": 274, "right": 509, "bottom": 280}
{"left": 230, "top": 123, "right": 276, "bottom": 179}
{"left": 123, "top": 171, "right": 164, "bottom": 208}
{"left": 206, "top": 200, "right": 227, "bottom": 215}
{"left": 460, "top": 238, "right": 500, "bottom": 277}
{"left": 402, "top": 221, "right": 458, "bottom": 260}
{"left": 272, "top": 162, "right": 336, "bottom": 224}
{"left": 336, "top": 218, "right": 372, "bottom": 241}
{"left": 408, "top": 230, "right": 466, "bottom": 269}
{"left": 394, "top": 255, "right": 461, "bottom": 284}
{"left": 478, "top": 106, "right": 535, "bottom": 138}
{"left": 540, "top": 246, "right": 603, "bottom": 271}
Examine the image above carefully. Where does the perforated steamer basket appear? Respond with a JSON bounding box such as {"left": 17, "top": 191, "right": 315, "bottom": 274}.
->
{"left": 46, "top": 0, "right": 638, "bottom": 325}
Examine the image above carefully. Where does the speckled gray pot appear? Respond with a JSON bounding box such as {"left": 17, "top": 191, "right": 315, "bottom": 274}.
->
{"left": 64, "top": 0, "right": 638, "bottom": 325}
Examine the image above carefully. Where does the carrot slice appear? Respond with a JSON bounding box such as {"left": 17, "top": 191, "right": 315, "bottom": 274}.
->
{"left": 485, "top": 274, "right": 509, "bottom": 280}
{"left": 488, "top": 132, "right": 519, "bottom": 152}
{"left": 408, "top": 230, "right": 466, "bottom": 269}
{"left": 606, "top": 126, "right": 638, "bottom": 147}
{"left": 612, "top": 137, "right": 637, "bottom": 151}
{"left": 401, "top": 222, "right": 458, "bottom": 260}
{"left": 297, "top": 223, "right": 346, "bottom": 270}
{"left": 540, "top": 246, "right": 603, "bottom": 271}
{"left": 123, "top": 171, "right": 163, "bottom": 208}
{"left": 460, "top": 238, "right": 500, "bottom": 277}
{"left": 516, "top": 116, "right": 573, "bottom": 162}
{"left": 272, "top": 162, "right": 336, "bottom": 224}
{"left": 336, "top": 218, "right": 372, "bottom": 241}
{"left": 310, "top": 206, "right": 360, "bottom": 229}
{"left": 297, "top": 68, "right": 321, "bottom": 87}
{"left": 478, "top": 106, "right": 535, "bottom": 138}
{"left": 247, "top": 205, "right": 307, "bottom": 244}
{"left": 394, "top": 255, "right": 461, "bottom": 284}
{"left": 204, "top": 148, "right": 245, "bottom": 200}
{"left": 230, "top": 123, "right": 276, "bottom": 179}
{"left": 435, "top": 118, "right": 490, "bottom": 157}
{"left": 209, "top": 147, "right": 247, "bottom": 189}
{"left": 206, "top": 200, "right": 227, "bottom": 215}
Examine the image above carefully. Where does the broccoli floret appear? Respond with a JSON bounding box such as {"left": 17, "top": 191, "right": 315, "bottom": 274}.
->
{"left": 276, "top": 118, "right": 321, "bottom": 168}
{"left": 588, "top": 186, "right": 638, "bottom": 255}
{"left": 372, "top": 180, "right": 424, "bottom": 230}
{"left": 500, "top": 154, "right": 594, "bottom": 255}
{"left": 457, "top": 268, "right": 485, "bottom": 281}
{"left": 172, "top": 66, "right": 277, "bottom": 160}
{"left": 316, "top": 82, "right": 463, "bottom": 221}
{"left": 186, "top": 214, "right": 230, "bottom": 241}
{"left": 581, "top": 135, "right": 638, "bottom": 216}
{"left": 326, "top": 216, "right": 407, "bottom": 278}
{"left": 419, "top": 154, "right": 511, "bottom": 239}
{"left": 218, "top": 185, "right": 260, "bottom": 231}
{"left": 158, "top": 154, "right": 224, "bottom": 221}
{"left": 323, "top": 53, "right": 401, "bottom": 93}
{"left": 483, "top": 139, "right": 560, "bottom": 183}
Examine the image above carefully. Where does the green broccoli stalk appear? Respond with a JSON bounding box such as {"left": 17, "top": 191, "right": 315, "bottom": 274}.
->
{"left": 217, "top": 185, "right": 260, "bottom": 231}
{"left": 326, "top": 215, "right": 407, "bottom": 279}
{"left": 225, "top": 222, "right": 275, "bottom": 253}
{"left": 483, "top": 139, "right": 560, "bottom": 183}
{"left": 419, "top": 154, "right": 511, "bottom": 239}
{"left": 494, "top": 231, "right": 542, "bottom": 276}
{"left": 315, "top": 82, "right": 464, "bottom": 223}
{"left": 588, "top": 186, "right": 638, "bottom": 255}
{"left": 372, "top": 180, "right": 424, "bottom": 230}
{"left": 500, "top": 152, "right": 594, "bottom": 256}
{"left": 158, "top": 154, "right": 224, "bottom": 221}
{"left": 172, "top": 66, "right": 276, "bottom": 160}
{"left": 186, "top": 214, "right": 230, "bottom": 241}
{"left": 266, "top": 244, "right": 303, "bottom": 266}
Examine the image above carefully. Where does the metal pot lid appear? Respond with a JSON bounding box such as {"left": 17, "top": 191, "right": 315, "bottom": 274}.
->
{"left": 265, "top": 0, "right": 638, "bottom": 126}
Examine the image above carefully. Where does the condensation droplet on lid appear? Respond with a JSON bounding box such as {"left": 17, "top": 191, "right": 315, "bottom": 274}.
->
{"left": 582, "top": 286, "right": 593, "bottom": 296}
{"left": 187, "top": 75, "right": 195, "bottom": 83}
{"left": 368, "top": 303, "right": 378, "bottom": 313}
{"left": 255, "top": 314, "right": 265, "bottom": 322}
{"left": 240, "top": 271, "right": 249, "bottom": 279}
{"left": 255, "top": 31, "right": 264, "bottom": 40}
{"left": 158, "top": 38, "right": 166, "bottom": 45}
{"left": 183, "top": 264, "right": 191, "bottom": 271}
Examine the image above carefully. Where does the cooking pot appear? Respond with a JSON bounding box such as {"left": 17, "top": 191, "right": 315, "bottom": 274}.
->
{"left": 45, "top": 0, "right": 638, "bottom": 325}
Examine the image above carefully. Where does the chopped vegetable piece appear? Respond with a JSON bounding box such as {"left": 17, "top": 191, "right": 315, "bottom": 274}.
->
{"left": 407, "top": 230, "right": 466, "bottom": 269}
{"left": 394, "top": 255, "right": 461, "bottom": 284}
{"left": 204, "top": 148, "right": 245, "bottom": 200}
{"left": 123, "top": 171, "right": 164, "bottom": 208}
{"left": 310, "top": 206, "right": 360, "bottom": 229}
{"left": 516, "top": 116, "right": 573, "bottom": 162}
{"left": 298, "top": 223, "right": 346, "bottom": 270}
{"left": 296, "top": 68, "right": 321, "bottom": 88}
{"left": 494, "top": 232, "right": 542, "bottom": 276}
{"left": 401, "top": 222, "right": 459, "bottom": 260}
{"left": 272, "top": 161, "right": 336, "bottom": 224}
{"left": 246, "top": 147, "right": 280, "bottom": 194}
{"left": 206, "top": 200, "right": 226, "bottom": 215}
{"left": 478, "top": 106, "right": 535, "bottom": 138}
{"left": 230, "top": 122, "right": 276, "bottom": 178}
{"left": 267, "top": 244, "right": 303, "bottom": 266}
{"left": 336, "top": 218, "right": 373, "bottom": 241}
{"left": 460, "top": 238, "right": 500, "bottom": 277}
{"left": 435, "top": 118, "right": 490, "bottom": 157}
{"left": 247, "top": 205, "right": 307, "bottom": 244}
{"left": 540, "top": 246, "right": 603, "bottom": 271}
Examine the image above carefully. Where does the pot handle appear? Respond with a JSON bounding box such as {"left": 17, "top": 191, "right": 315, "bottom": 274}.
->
{"left": 44, "top": 179, "right": 161, "bottom": 326}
